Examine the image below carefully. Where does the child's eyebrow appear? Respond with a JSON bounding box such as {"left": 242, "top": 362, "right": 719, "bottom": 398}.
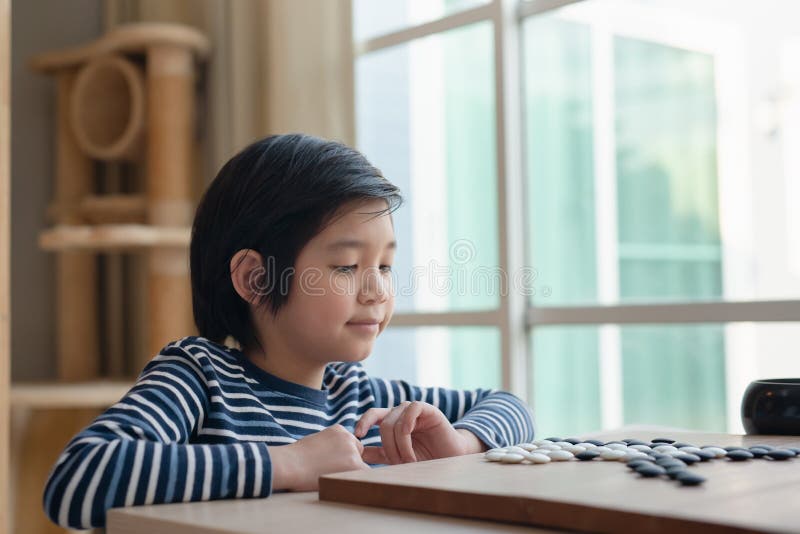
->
{"left": 326, "top": 239, "right": 396, "bottom": 251}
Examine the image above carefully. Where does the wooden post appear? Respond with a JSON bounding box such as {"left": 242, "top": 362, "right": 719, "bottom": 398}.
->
{"left": 1, "top": 0, "right": 11, "bottom": 530}
{"left": 144, "top": 44, "right": 195, "bottom": 367}
{"left": 54, "top": 70, "right": 100, "bottom": 381}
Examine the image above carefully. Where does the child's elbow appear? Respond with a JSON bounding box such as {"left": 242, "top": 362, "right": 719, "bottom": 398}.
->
{"left": 42, "top": 453, "right": 109, "bottom": 530}
{"left": 42, "top": 483, "right": 107, "bottom": 530}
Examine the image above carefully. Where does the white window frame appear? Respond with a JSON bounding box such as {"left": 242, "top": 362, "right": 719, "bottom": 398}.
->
{"left": 353, "top": 0, "right": 800, "bottom": 427}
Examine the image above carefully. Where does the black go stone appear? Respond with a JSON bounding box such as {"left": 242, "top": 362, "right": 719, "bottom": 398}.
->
{"left": 749, "top": 444, "right": 774, "bottom": 451}
{"left": 788, "top": 447, "right": 800, "bottom": 455}
{"left": 724, "top": 446, "right": 748, "bottom": 452}
{"left": 576, "top": 451, "right": 601, "bottom": 461}
{"left": 665, "top": 465, "right": 687, "bottom": 479}
{"left": 583, "top": 439, "right": 605, "bottom": 446}
{"left": 726, "top": 450, "right": 754, "bottom": 461}
{"left": 603, "top": 441, "right": 627, "bottom": 446}
{"left": 627, "top": 459, "right": 653, "bottom": 470}
{"left": 675, "top": 471, "right": 706, "bottom": 486}
{"left": 675, "top": 453, "right": 701, "bottom": 465}
{"left": 636, "top": 464, "right": 667, "bottom": 478}
{"left": 651, "top": 453, "right": 673, "bottom": 461}
{"left": 657, "top": 459, "right": 686, "bottom": 469}
{"left": 544, "top": 437, "right": 563, "bottom": 442}
{"left": 563, "top": 438, "right": 582, "bottom": 445}
{"left": 765, "top": 449, "right": 795, "bottom": 461}
{"left": 651, "top": 438, "right": 676, "bottom": 444}
{"left": 622, "top": 439, "right": 649, "bottom": 446}
{"left": 748, "top": 447, "right": 769, "bottom": 458}
{"left": 672, "top": 442, "right": 695, "bottom": 449}
{"left": 693, "top": 450, "right": 715, "bottom": 461}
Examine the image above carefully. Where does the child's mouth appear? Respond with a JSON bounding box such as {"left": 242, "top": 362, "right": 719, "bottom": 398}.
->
{"left": 346, "top": 321, "right": 380, "bottom": 334}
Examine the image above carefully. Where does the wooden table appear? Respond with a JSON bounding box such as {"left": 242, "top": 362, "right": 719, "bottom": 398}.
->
{"left": 108, "top": 491, "right": 550, "bottom": 534}
{"left": 107, "top": 428, "right": 800, "bottom": 533}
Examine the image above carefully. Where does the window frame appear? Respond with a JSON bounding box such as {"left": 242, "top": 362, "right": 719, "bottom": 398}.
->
{"left": 352, "top": 0, "right": 800, "bottom": 425}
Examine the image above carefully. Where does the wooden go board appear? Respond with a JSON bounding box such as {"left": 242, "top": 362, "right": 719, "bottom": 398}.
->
{"left": 319, "top": 430, "right": 800, "bottom": 533}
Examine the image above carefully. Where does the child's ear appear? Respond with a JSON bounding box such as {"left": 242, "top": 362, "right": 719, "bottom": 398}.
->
{"left": 230, "top": 249, "right": 266, "bottom": 304}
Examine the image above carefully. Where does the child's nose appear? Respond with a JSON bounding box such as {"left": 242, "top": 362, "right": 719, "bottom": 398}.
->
{"left": 357, "top": 268, "right": 390, "bottom": 304}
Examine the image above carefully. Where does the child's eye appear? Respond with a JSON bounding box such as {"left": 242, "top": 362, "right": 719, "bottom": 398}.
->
{"left": 333, "top": 265, "right": 357, "bottom": 273}
{"left": 380, "top": 265, "right": 392, "bottom": 273}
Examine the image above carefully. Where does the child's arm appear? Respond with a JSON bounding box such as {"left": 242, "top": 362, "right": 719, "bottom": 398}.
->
{"left": 363, "top": 377, "right": 535, "bottom": 450}
{"left": 42, "top": 344, "right": 274, "bottom": 530}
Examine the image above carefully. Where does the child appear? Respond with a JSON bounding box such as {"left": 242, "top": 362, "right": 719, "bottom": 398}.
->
{"left": 43, "top": 134, "right": 535, "bottom": 529}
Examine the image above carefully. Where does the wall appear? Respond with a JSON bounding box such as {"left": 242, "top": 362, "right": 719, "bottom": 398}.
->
{"left": 10, "top": 0, "right": 103, "bottom": 380}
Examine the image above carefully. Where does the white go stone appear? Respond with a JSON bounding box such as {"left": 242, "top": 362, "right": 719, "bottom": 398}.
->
{"left": 653, "top": 445, "right": 678, "bottom": 453}
{"left": 537, "top": 443, "right": 561, "bottom": 451}
{"left": 484, "top": 451, "right": 507, "bottom": 462}
{"left": 506, "top": 446, "right": 528, "bottom": 455}
{"left": 593, "top": 446, "right": 612, "bottom": 454}
{"left": 679, "top": 446, "right": 703, "bottom": 454}
{"left": 554, "top": 441, "right": 573, "bottom": 449}
{"left": 532, "top": 439, "right": 554, "bottom": 446}
{"left": 500, "top": 453, "right": 526, "bottom": 464}
{"left": 487, "top": 447, "right": 508, "bottom": 454}
{"left": 518, "top": 443, "right": 538, "bottom": 452}
{"left": 564, "top": 445, "right": 586, "bottom": 455}
{"left": 629, "top": 444, "right": 653, "bottom": 452}
{"left": 605, "top": 443, "right": 628, "bottom": 451}
{"left": 576, "top": 442, "right": 597, "bottom": 449}
{"left": 526, "top": 452, "right": 551, "bottom": 464}
{"left": 600, "top": 449, "right": 627, "bottom": 461}
{"left": 545, "top": 450, "right": 574, "bottom": 461}
{"left": 702, "top": 446, "right": 728, "bottom": 458}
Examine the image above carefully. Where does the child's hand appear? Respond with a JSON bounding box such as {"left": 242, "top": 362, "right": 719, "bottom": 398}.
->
{"left": 354, "top": 401, "right": 485, "bottom": 464}
{"left": 271, "top": 424, "right": 370, "bottom": 491}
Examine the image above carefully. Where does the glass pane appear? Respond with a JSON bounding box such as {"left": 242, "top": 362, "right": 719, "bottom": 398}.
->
{"left": 530, "top": 322, "right": 800, "bottom": 437}
{"left": 365, "top": 326, "right": 501, "bottom": 390}
{"left": 353, "top": 0, "right": 489, "bottom": 42}
{"left": 356, "top": 21, "right": 498, "bottom": 313}
{"left": 523, "top": 0, "right": 800, "bottom": 305}
{"left": 530, "top": 326, "right": 601, "bottom": 436}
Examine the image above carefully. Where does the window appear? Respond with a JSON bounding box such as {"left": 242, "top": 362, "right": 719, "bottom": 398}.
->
{"left": 353, "top": 0, "right": 800, "bottom": 435}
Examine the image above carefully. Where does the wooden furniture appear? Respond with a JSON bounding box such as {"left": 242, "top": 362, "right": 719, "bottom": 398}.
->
{"left": 30, "top": 23, "right": 210, "bottom": 378}
{"left": 320, "top": 428, "right": 800, "bottom": 533}
{"left": 106, "top": 427, "right": 800, "bottom": 534}
{"left": 11, "top": 23, "right": 209, "bottom": 533}
{"left": 9, "top": 382, "right": 131, "bottom": 534}
{"left": 1, "top": 0, "right": 11, "bottom": 532}
{"left": 108, "top": 489, "right": 545, "bottom": 534}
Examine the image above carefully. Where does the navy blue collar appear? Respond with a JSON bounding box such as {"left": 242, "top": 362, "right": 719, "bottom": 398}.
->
{"left": 231, "top": 348, "right": 331, "bottom": 406}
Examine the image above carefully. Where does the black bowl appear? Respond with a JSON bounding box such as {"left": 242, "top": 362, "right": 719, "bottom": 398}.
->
{"left": 741, "top": 379, "right": 800, "bottom": 435}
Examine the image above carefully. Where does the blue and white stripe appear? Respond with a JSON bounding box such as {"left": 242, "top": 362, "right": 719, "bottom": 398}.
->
{"left": 43, "top": 336, "right": 535, "bottom": 529}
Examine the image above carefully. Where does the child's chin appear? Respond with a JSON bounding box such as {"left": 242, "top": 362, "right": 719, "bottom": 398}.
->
{"left": 338, "top": 348, "right": 373, "bottom": 362}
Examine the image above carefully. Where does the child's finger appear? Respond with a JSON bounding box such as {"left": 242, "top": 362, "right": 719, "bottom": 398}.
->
{"left": 354, "top": 408, "right": 390, "bottom": 437}
{"left": 361, "top": 446, "right": 388, "bottom": 465}
{"left": 351, "top": 432, "right": 365, "bottom": 455}
{"left": 380, "top": 403, "right": 409, "bottom": 464}
{"left": 400, "top": 400, "right": 425, "bottom": 434}
{"left": 396, "top": 402, "right": 424, "bottom": 462}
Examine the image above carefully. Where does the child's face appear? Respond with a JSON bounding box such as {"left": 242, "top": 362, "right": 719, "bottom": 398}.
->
{"left": 266, "top": 199, "right": 396, "bottom": 364}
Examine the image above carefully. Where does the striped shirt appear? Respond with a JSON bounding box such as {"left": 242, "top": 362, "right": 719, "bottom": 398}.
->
{"left": 43, "top": 336, "right": 536, "bottom": 529}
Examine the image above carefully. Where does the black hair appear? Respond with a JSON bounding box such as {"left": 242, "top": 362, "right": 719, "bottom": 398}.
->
{"left": 190, "top": 133, "right": 403, "bottom": 350}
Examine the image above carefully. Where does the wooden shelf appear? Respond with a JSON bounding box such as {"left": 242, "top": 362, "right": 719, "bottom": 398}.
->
{"left": 30, "top": 22, "right": 211, "bottom": 72}
{"left": 39, "top": 224, "right": 190, "bottom": 251}
{"left": 11, "top": 381, "right": 132, "bottom": 409}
